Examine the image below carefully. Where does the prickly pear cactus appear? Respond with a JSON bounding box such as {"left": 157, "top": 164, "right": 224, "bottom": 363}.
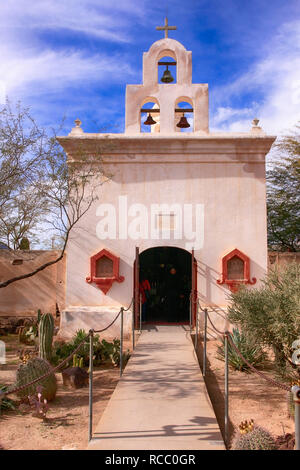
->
{"left": 73, "top": 354, "right": 84, "bottom": 368}
{"left": 39, "top": 313, "right": 54, "bottom": 361}
{"left": 231, "top": 420, "right": 277, "bottom": 450}
{"left": 15, "top": 357, "right": 57, "bottom": 402}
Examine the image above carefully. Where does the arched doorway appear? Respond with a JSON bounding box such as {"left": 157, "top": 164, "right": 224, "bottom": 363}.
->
{"left": 139, "top": 247, "right": 194, "bottom": 324}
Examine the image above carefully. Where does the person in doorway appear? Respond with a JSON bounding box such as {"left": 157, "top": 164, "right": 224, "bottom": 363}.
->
{"left": 139, "top": 277, "right": 151, "bottom": 322}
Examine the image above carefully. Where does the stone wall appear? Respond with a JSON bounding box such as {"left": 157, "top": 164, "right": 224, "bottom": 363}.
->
{"left": 0, "top": 250, "right": 66, "bottom": 320}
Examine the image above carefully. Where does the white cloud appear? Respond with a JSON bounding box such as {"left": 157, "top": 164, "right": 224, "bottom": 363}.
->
{"left": 0, "top": 47, "right": 134, "bottom": 99}
{"left": 213, "top": 106, "right": 254, "bottom": 127}
{"left": 0, "top": 0, "right": 146, "bottom": 44}
{"left": 0, "top": 1, "right": 140, "bottom": 105}
{"left": 211, "top": 20, "right": 300, "bottom": 135}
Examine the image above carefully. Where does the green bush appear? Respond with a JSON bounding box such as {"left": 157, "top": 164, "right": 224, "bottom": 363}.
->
{"left": 217, "top": 328, "right": 267, "bottom": 372}
{"left": 52, "top": 330, "right": 129, "bottom": 368}
{"left": 228, "top": 263, "right": 300, "bottom": 377}
{"left": 0, "top": 385, "right": 17, "bottom": 413}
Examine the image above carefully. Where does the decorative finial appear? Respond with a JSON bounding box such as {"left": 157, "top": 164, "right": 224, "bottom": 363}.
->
{"left": 156, "top": 17, "right": 177, "bottom": 38}
{"left": 251, "top": 117, "right": 263, "bottom": 134}
{"left": 69, "top": 118, "right": 84, "bottom": 136}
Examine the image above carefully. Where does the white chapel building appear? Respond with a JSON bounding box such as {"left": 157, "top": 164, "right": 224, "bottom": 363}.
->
{"left": 58, "top": 20, "right": 275, "bottom": 338}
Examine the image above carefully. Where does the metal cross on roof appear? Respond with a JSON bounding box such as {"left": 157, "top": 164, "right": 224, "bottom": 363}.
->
{"left": 156, "top": 17, "right": 177, "bottom": 38}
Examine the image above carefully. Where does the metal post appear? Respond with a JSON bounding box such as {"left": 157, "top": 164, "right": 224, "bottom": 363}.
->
{"left": 292, "top": 385, "right": 300, "bottom": 450}
{"left": 88, "top": 329, "right": 94, "bottom": 442}
{"left": 224, "top": 334, "right": 229, "bottom": 448}
{"left": 139, "top": 295, "right": 142, "bottom": 333}
{"left": 195, "top": 305, "right": 198, "bottom": 351}
{"left": 203, "top": 308, "right": 207, "bottom": 377}
{"left": 189, "top": 293, "right": 192, "bottom": 333}
{"left": 132, "top": 301, "right": 135, "bottom": 350}
{"left": 120, "top": 308, "right": 124, "bottom": 377}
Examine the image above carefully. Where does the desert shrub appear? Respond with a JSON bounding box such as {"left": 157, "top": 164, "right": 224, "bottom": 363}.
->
{"left": 18, "top": 310, "right": 42, "bottom": 345}
{"left": 217, "top": 328, "right": 267, "bottom": 372}
{"left": 228, "top": 263, "right": 300, "bottom": 377}
{"left": 52, "top": 330, "right": 129, "bottom": 368}
{"left": 51, "top": 329, "right": 90, "bottom": 367}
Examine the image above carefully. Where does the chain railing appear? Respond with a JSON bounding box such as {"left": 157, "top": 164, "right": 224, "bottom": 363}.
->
{"left": 193, "top": 300, "right": 300, "bottom": 450}
{"left": 0, "top": 299, "right": 135, "bottom": 444}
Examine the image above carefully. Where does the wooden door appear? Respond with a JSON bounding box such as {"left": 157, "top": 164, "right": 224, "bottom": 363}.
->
{"left": 133, "top": 246, "right": 140, "bottom": 329}
{"left": 191, "top": 248, "right": 198, "bottom": 328}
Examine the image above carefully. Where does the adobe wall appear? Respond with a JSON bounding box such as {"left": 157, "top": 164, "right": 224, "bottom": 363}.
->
{"left": 268, "top": 251, "right": 300, "bottom": 270}
{"left": 0, "top": 250, "right": 66, "bottom": 319}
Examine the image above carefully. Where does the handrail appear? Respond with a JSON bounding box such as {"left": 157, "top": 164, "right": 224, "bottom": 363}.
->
{"left": 0, "top": 300, "right": 135, "bottom": 444}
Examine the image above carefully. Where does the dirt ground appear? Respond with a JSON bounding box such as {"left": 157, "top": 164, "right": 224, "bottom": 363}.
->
{"left": 194, "top": 337, "right": 294, "bottom": 447}
{"left": 0, "top": 334, "right": 133, "bottom": 450}
{"left": 0, "top": 333, "right": 295, "bottom": 450}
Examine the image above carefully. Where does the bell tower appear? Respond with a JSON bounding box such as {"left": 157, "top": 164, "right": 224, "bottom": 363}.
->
{"left": 125, "top": 18, "right": 209, "bottom": 134}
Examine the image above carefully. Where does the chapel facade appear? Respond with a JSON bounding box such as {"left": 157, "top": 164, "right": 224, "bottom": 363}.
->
{"left": 58, "top": 21, "right": 276, "bottom": 338}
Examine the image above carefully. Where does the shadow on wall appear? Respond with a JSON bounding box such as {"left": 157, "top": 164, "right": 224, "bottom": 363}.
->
{"left": 105, "top": 157, "right": 266, "bottom": 185}
{"left": 0, "top": 250, "right": 66, "bottom": 317}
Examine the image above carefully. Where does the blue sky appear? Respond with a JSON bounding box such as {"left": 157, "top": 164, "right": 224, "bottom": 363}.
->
{"left": 0, "top": 0, "right": 299, "bottom": 136}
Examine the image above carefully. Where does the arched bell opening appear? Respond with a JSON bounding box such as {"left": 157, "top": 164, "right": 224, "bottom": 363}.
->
{"left": 157, "top": 51, "right": 177, "bottom": 84}
{"left": 140, "top": 98, "right": 160, "bottom": 133}
{"left": 175, "top": 98, "right": 194, "bottom": 132}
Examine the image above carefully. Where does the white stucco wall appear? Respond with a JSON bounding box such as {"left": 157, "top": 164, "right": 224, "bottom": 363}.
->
{"left": 57, "top": 35, "right": 275, "bottom": 337}
{"left": 59, "top": 134, "right": 274, "bottom": 315}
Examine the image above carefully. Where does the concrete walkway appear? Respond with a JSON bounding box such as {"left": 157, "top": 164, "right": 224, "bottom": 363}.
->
{"left": 88, "top": 325, "right": 225, "bottom": 450}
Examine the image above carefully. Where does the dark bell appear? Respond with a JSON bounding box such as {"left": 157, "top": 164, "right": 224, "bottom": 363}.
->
{"left": 176, "top": 114, "right": 190, "bottom": 128}
{"left": 161, "top": 65, "right": 174, "bottom": 83}
{"left": 144, "top": 113, "right": 157, "bottom": 126}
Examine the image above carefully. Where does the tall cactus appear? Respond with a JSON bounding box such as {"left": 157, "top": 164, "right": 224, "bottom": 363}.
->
{"left": 39, "top": 313, "right": 54, "bottom": 361}
{"left": 15, "top": 357, "right": 57, "bottom": 401}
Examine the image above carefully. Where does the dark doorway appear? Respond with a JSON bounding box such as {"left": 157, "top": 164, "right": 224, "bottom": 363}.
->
{"left": 139, "top": 247, "right": 192, "bottom": 324}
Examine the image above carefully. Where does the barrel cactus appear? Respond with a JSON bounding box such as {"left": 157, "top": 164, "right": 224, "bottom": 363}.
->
{"left": 15, "top": 357, "right": 57, "bottom": 402}
{"left": 231, "top": 420, "right": 277, "bottom": 450}
{"left": 39, "top": 313, "right": 54, "bottom": 361}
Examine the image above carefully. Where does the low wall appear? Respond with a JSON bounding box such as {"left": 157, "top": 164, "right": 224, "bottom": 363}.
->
{"left": 268, "top": 251, "right": 300, "bottom": 270}
{"left": 0, "top": 250, "right": 66, "bottom": 320}
{"left": 59, "top": 306, "right": 132, "bottom": 341}
{"left": 1, "top": 249, "right": 299, "bottom": 337}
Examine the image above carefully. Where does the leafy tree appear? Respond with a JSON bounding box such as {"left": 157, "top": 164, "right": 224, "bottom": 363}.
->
{"left": 0, "top": 100, "right": 48, "bottom": 248}
{"left": 0, "top": 99, "right": 111, "bottom": 288}
{"left": 228, "top": 263, "right": 300, "bottom": 377}
{"left": 267, "top": 124, "right": 300, "bottom": 252}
